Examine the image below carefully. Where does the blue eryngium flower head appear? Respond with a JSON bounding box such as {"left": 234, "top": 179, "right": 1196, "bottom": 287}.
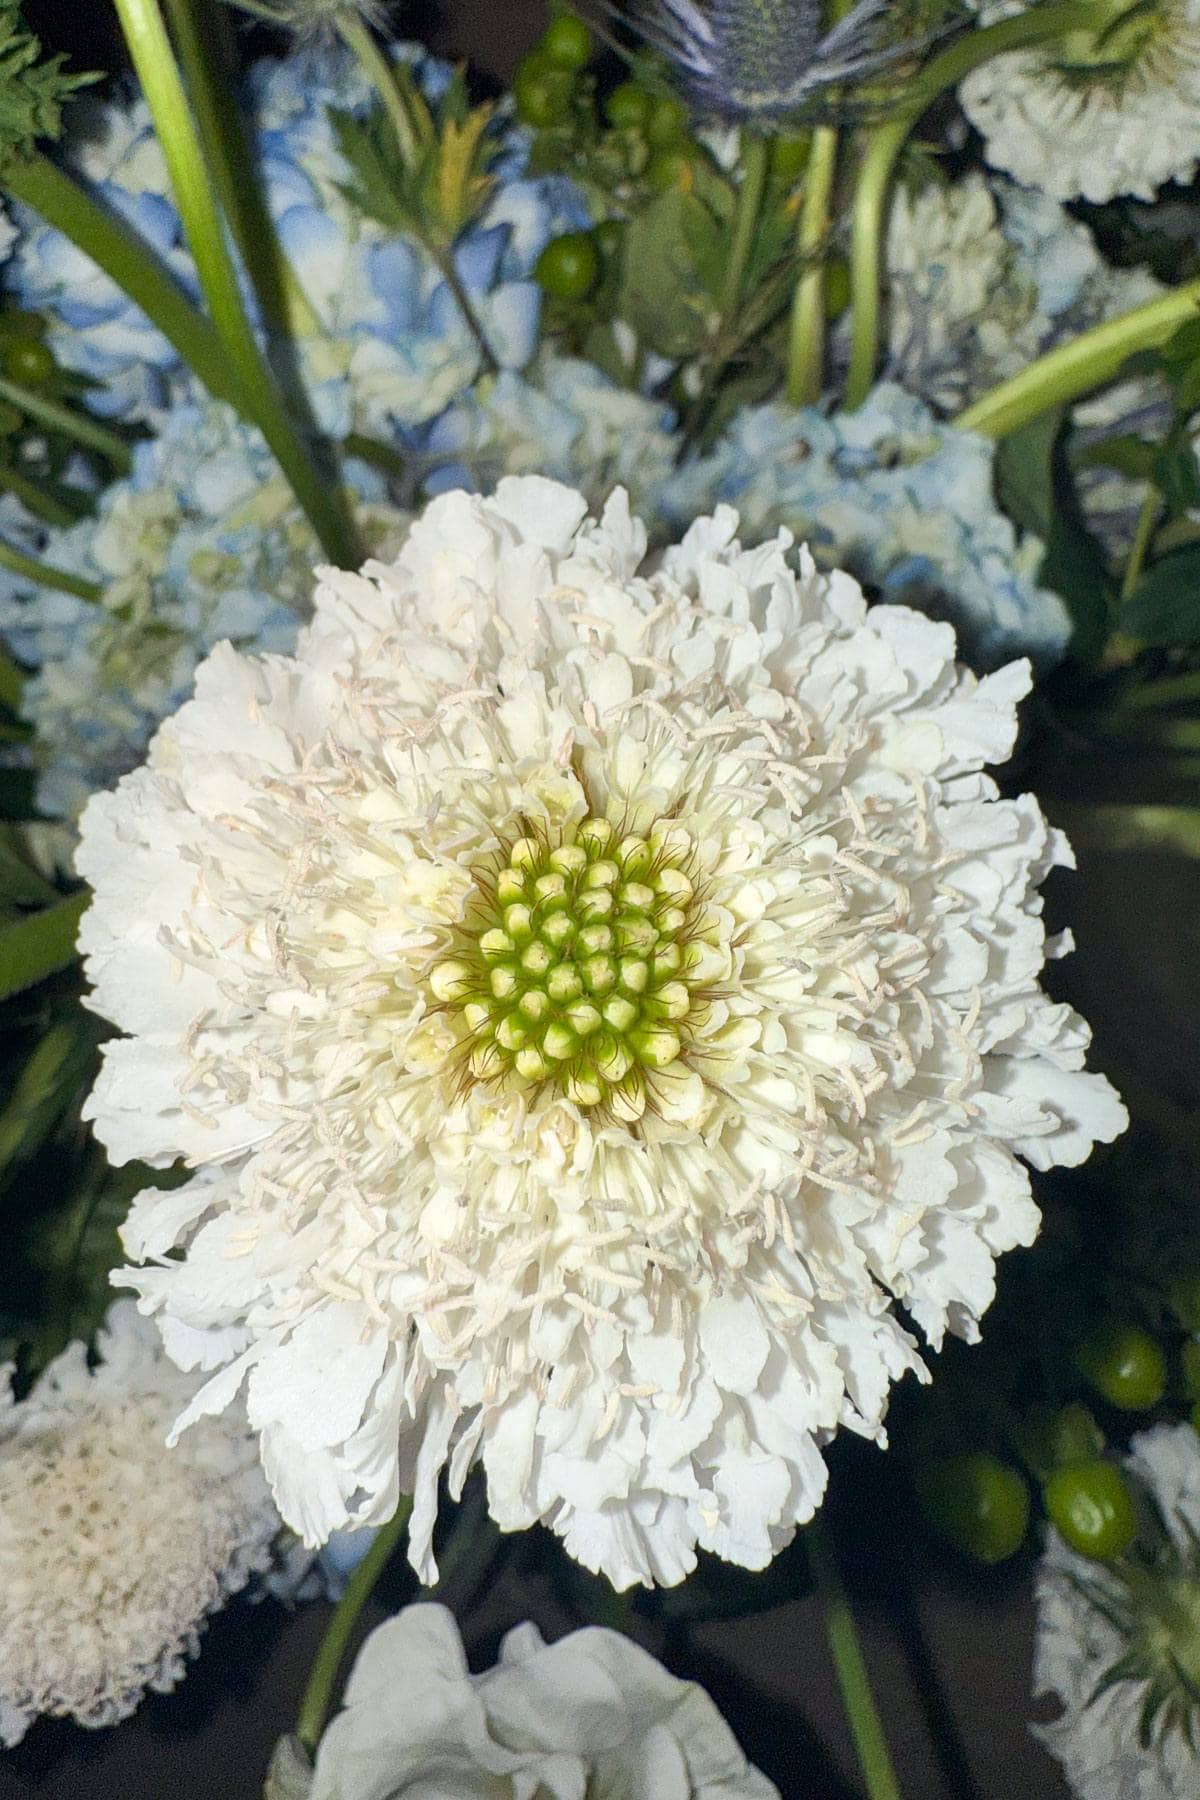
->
{"left": 579, "top": 0, "right": 919, "bottom": 120}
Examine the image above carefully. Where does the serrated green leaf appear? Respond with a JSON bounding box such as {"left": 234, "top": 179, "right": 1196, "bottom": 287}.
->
{"left": 0, "top": 0, "right": 97, "bottom": 171}
{"left": 1120, "top": 546, "right": 1200, "bottom": 646}
{"left": 0, "top": 887, "right": 86, "bottom": 1000}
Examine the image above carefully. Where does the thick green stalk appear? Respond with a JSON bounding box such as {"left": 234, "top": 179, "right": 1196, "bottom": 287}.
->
{"left": 0, "top": 373, "right": 132, "bottom": 471}
{"left": 0, "top": 538, "right": 102, "bottom": 602}
{"left": 112, "top": 0, "right": 362, "bottom": 566}
{"left": 338, "top": 14, "right": 422, "bottom": 164}
{"left": 161, "top": 0, "right": 293, "bottom": 340}
{"left": 786, "top": 127, "right": 839, "bottom": 407}
{"left": 3, "top": 152, "right": 235, "bottom": 408}
{"left": 807, "top": 1522, "right": 904, "bottom": 1800}
{"left": 295, "top": 1500, "right": 412, "bottom": 1755}
{"left": 958, "top": 276, "right": 1200, "bottom": 439}
{"left": 845, "top": 2, "right": 1098, "bottom": 408}
{"left": 721, "top": 134, "right": 770, "bottom": 316}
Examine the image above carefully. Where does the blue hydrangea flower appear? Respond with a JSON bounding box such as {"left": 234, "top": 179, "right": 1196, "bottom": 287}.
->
{"left": 0, "top": 392, "right": 405, "bottom": 819}
{"left": 658, "top": 384, "right": 1072, "bottom": 670}
{"left": 7, "top": 44, "right": 588, "bottom": 433}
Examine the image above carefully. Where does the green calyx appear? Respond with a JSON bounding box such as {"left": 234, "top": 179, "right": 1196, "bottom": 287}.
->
{"left": 430, "top": 816, "right": 701, "bottom": 1119}
{"left": 1053, "top": 0, "right": 1169, "bottom": 77}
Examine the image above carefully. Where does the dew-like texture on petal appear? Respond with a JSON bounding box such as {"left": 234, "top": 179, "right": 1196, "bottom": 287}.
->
{"left": 0, "top": 1301, "right": 282, "bottom": 1744}
{"left": 80, "top": 480, "right": 1124, "bottom": 1589}
{"left": 309, "top": 1602, "right": 779, "bottom": 1798}
{"left": 960, "top": 0, "right": 1200, "bottom": 203}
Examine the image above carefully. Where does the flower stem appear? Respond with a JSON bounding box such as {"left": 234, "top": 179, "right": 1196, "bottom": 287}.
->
{"left": 111, "top": 0, "right": 363, "bottom": 567}
{"left": 785, "top": 126, "right": 839, "bottom": 407}
{"left": 0, "top": 460, "right": 85, "bottom": 527}
{"left": 722, "top": 133, "right": 770, "bottom": 316}
{"left": 0, "top": 373, "right": 132, "bottom": 471}
{"left": 295, "top": 1499, "right": 412, "bottom": 1756}
{"left": 958, "top": 276, "right": 1200, "bottom": 440}
{"left": 338, "top": 19, "right": 498, "bottom": 376}
{"left": 1120, "top": 485, "right": 1160, "bottom": 604}
{"left": 844, "top": 2, "right": 1098, "bottom": 408}
{"left": 160, "top": 0, "right": 294, "bottom": 341}
{"left": 3, "top": 152, "right": 235, "bottom": 409}
{"left": 0, "top": 537, "right": 102, "bottom": 602}
{"left": 807, "top": 1521, "right": 903, "bottom": 1800}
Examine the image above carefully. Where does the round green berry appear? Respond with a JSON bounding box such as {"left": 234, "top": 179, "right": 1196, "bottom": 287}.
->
{"left": 1044, "top": 1461, "right": 1138, "bottom": 1561}
{"left": 1076, "top": 1322, "right": 1167, "bottom": 1412}
{"left": 605, "top": 80, "right": 653, "bottom": 130}
{"left": 540, "top": 13, "right": 592, "bottom": 69}
{"left": 647, "top": 149, "right": 694, "bottom": 192}
{"left": 645, "top": 93, "right": 688, "bottom": 148}
{"left": 920, "top": 1453, "right": 1030, "bottom": 1565}
{"left": 3, "top": 338, "right": 55, "bottom": 386}
{"left": 535, "top": 231, "right": 601, "bottom": 302}
{"left": 513, "top": 54, "right": 573, "bottom": 128}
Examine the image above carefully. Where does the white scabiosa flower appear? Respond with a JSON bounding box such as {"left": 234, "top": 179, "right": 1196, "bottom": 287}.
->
{"left": 78, "top": 479, "right": 1125, "bottom": 1590}
{"left": 960, "top": 0, "right": 1200, "bottom": 203}
{"left": 0, "top": 1301, "right": 280, "bottom": 1745}
{"left": 298, "top": 1603, "right": 779, "bottom": 1798}
{"left": 1033, "top": 1425, "right": 1200, "bottom": 1799}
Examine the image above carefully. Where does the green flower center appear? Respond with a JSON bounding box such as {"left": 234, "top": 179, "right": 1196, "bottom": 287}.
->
{"left": 430, "top": 816, "right": 701, "bottom": 1118}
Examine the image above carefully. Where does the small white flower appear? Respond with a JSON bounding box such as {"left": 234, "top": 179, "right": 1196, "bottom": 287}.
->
{"left": 1034, "top": 1425, "right": 1200, "bottom": 1800}
{"left": 961, "top": 0, "right": 1200, "bottom": 203}
{"left": 0, "top": 1301, "right": 281, "bottom": 1745}
{"left": 301, "top": 1602, "right": 779, "bottom": 1798}
{"left": 79, "top": 480, "right": 1124, "bottom": 1590}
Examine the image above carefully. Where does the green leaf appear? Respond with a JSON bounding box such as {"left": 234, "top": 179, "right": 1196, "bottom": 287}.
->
{"left": 0, "top": 1006, "right": 100, "bottom": 1193}
{"left": 0, "top": 825, "right": 54, "bottom": 911}
{"left": 996, "top": 409, "right": 1114, "bottom": 664}
{"left": 1120, "top": 546, "right": 1200, "bottom": 646}
{"left": 0, "top": 0, "right": 97, "bottom": 171}
{"left": 618, "top": 188, "right": 721, "bottom": 360}
{"left": 0, "top": 888, "right": 86, "bottom": 1000}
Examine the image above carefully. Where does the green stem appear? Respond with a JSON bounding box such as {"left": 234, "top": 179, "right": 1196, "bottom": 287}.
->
{"left": 807, "top": 1522, "right": 904, "bottom": 1800}
{"left": 1110, "top": 669, "right": 1200, "bottom": 714}
{"left": 161, "top": 0, "right": 292, "bottom": 340}
{"left": 844, "top": 1, "right": 1098, "bottom": 408}
{"left": 786, "top": 126, "right": 839, "bottom": 407}
{"left": 0, "top": 538, "right": 102, "bottom": 602}
{"left": 958, "top": 276, "right": 1200, "bottom": 440}
{"left": 338, "top": 15, "right": 422, "bottom": 164}
{"left": 1119, "top": 485, "right": 1160, "bottom": 604}
{"left": 0, "top": 374, "right": 132, "bottom": 471}
{"left": 721, "top": 134, "right": 770, "bottom": 316}
{"left": 4, "top": 152, "right": 235, "bottom": 409}
{"left": 338, "top": 17, "right": 496, "bottom": 374}
{"left": 111, "top": 0, "right": 362, "bottom": 567}
{"left": 295, "top": 1500, "right": 412, "bottom": 1756}
{"left": 0, "top": 460, "right": 88, "bottom": 528}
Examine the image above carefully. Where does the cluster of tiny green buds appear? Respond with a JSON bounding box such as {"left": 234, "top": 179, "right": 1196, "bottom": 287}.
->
{"left": 430, "top": 817, "right": 701, "bottom": 1120}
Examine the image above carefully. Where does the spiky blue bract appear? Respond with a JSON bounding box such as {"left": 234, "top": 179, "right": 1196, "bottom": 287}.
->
{"left": 580, "top": 0, "right": 900, "bottom": 119}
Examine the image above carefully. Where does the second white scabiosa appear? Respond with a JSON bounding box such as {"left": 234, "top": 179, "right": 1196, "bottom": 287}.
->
{"left": 960, "top": 0, "right": 1200, "bottom": 203}
{"left": 78, "top": 479, "right": 1125, "bottom": 1590}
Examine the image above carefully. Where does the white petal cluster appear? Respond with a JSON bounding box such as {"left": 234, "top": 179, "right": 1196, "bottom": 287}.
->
{"left": 1033, "top": 1425, "right": 1200, "bottom": 1800}
{"left": 79, "top": 480, "right": 1125, "bottom": 1590}
{"left": 0, "top": 1302, "right": 280, "bottom": 1745}
{"left": 298, "top": 1603, "right": 778, "bottom": 1798}
{"left": 960, "top": 0, "right": 1200, "bottom": 203}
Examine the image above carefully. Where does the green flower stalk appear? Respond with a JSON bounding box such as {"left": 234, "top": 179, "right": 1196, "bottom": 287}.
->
{"left": 112, "top": 0, "right": 363, "bottom": 566}
{"left": 844, "top": 0, "right": 1099, "bottom": 409}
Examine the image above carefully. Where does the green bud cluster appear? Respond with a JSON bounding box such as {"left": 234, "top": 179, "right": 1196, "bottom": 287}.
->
{"left": 430, "top": 817, "right": 700, "bottom": 1119}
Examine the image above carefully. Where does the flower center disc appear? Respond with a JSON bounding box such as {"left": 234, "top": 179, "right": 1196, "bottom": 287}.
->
{"left": 430, "top": 816, "right": 699, "bottom": 1121}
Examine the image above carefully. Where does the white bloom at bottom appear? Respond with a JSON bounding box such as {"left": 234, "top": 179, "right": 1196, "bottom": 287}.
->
{"left": 303, "top": 1602, "right": 779, "bottom": 1798}
{"left": 1033, "top": 1425, "right": 1200, "bottom": 1799}
{"left": 79, "top": 479, "right": 1124, "bottom": 1591}
{"left": 0, "top": 1301, "right": 281, "bottom": 1744}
